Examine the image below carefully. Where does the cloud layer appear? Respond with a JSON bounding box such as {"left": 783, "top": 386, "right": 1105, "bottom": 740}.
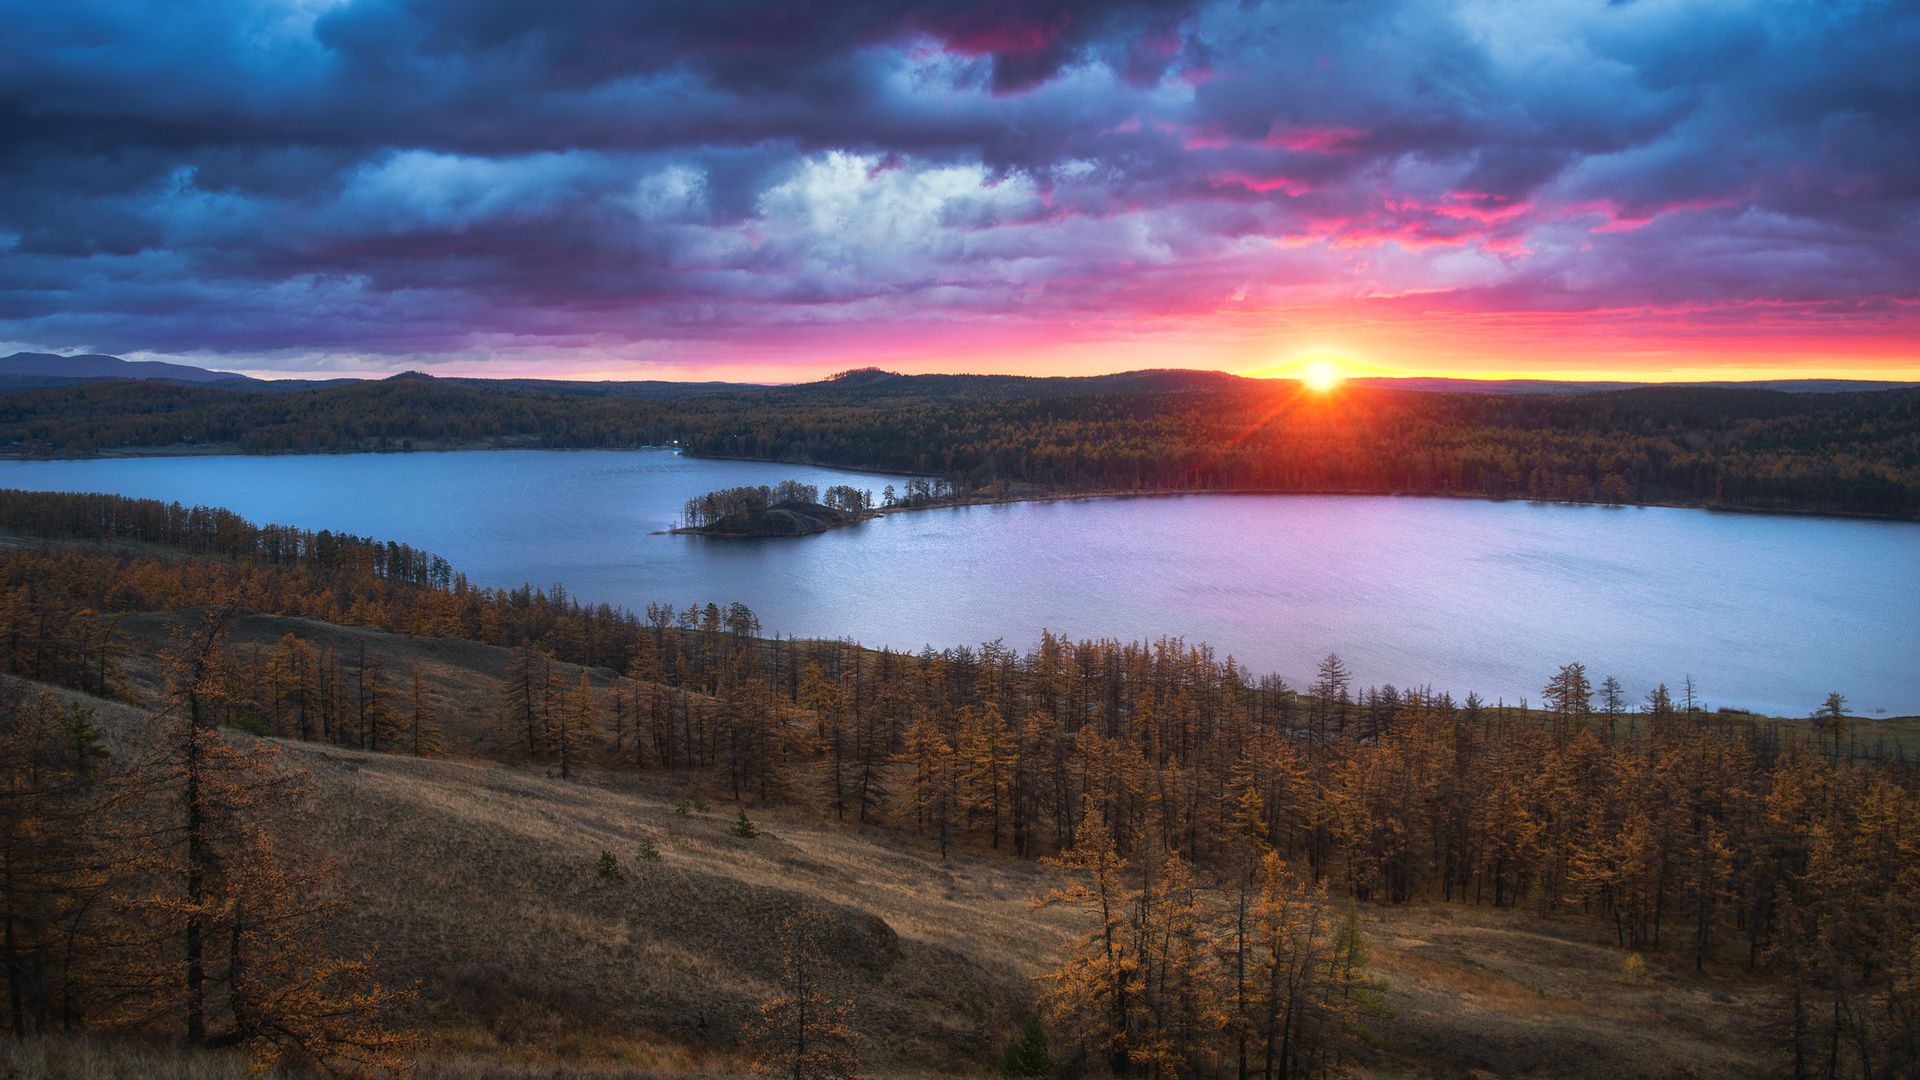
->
{"left": 1, "top": 0, "right": 1915, "bottom": 376}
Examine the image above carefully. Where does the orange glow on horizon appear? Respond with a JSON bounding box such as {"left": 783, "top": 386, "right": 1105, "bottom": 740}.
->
{"left": 199, "top": 298, "right": 1920, "bottom": 385}
{"left": 1302, "top": 359, "right": 1343, "bottom": 392}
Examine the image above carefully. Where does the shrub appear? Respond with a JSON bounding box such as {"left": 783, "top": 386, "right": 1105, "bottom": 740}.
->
{"left": 730, "top": 809, "right": 759, "bottom": 839}
{"left": 1001, "top": 1015, "right": 1052, "bottom": 1078}
{"left": 594, "top": 850, "right": 622, "bottom": 881}
{"left": 226, "top": 713, "right": 271, "bottom": 736}
{"left": 1620, "top": 952, "right": 1648, "bottom": 985}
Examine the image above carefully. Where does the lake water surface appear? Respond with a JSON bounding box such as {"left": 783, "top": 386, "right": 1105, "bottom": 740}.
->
{"left": 2, "top": 450, "right": 1915, "bottom": 718}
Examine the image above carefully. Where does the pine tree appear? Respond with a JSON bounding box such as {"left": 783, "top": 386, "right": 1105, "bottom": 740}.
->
{"left": 903, "top": 708, "right": 960, "bottom": 858}
{"left": 263, "top": 634, "right": 316, "bottom": 741}
{"left": 0, "top": 681, "right": 115, "bottom": 1035}
{"left": 747, "top": 917, "right": 861, "bottom": 1080}
{"left": 1542, "top": 662, "right": 1593, "bottom": 742}
{"left": 1001, "top": 1014, "right": 1053, "bottom": 1078}
{"left": 550, "top": 671, "right": 600, "bottom": 780}
{"left": 1309, "top": 655, "right": 1352, "bottom": 742}
{"left": 731, "top": 808, "right": 760, "bottom": 839}
{"left": 500, "top": 644, "right": 549, "bottom": 759}
{"left": 801, "top": 663, "right": 851, "bottom": 819}
{"left": 132, "top": 606, "right": 414, "bottom": 1070}
{"left": 960, "top": 704, "right": 1015, "bottom": 848}
{"left": 354, "top": 650, "right": 400, "bottom": 753}
{"left": 408, "top": 665, "right": 444, "bottom": 757}
{"left": 1036, "top": 812, "right": 1143, "bottom": 1078}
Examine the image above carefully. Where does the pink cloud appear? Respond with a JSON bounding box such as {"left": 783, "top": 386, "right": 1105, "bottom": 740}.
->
{"left": 1212, "top": 172, "right": 1313, "bottom": 196}
{"left": 1261, "top": 127, "right": 1367, "bottom": 152}
{"left": 1386, "top": 193, "right": 1534, "bottom": 224}
{"left": 1572, "top": 196, "right": 1742, "bottom": 233}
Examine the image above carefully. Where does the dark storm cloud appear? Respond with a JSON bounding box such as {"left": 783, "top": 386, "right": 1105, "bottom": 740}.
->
{"left": 0, "top": 0, "right": 1914, "bottom": 366}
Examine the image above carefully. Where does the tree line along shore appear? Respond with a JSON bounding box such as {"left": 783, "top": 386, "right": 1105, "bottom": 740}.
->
{"left": 0, "top": 370, "right": 1914, "bottom": 519}
{"left": 0, "top": 487, "right": 1912, "bottom": 1077}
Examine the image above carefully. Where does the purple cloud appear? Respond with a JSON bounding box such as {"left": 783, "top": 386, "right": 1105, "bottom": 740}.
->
{"left": 0, "top": 0, "right": 1913, "bottom": 373}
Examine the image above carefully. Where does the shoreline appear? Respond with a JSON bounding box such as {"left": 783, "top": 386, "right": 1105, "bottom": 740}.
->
{"left": 665, "top": 508, "right": 883, "bottom": 538}
{"left": 1, "top": 443, "right": 1913, "bottom": 525}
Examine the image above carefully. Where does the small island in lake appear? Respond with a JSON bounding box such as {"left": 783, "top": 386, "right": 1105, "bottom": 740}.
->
{"left": 674, "top": 479, "right": 879, "bottom": 537}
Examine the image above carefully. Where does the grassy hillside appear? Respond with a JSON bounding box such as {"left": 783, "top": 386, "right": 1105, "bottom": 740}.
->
{"left": 0, "top": 497, "right": 1906, "bottom": 1077}
{"left": 38, "top": 632, "right": 1777, "bottom": 1079}
{"left": 83, "top": 610, "right": 1790, "bottom": 1077}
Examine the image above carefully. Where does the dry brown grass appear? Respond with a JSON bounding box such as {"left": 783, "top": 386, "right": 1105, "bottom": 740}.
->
{"left": 0, "top": 1035, "right": 263, "bottom": 1080}
{"left": 1358, "top": 903, "right": 1774, "bottom": 1079}
{"left": 276, "top": 745, "right": 1068, "bottom": 1074}
{"left": 47, "top": 612, "right": 1783, "bottom": 1079}
{"left": 56, "top": 678, "right": 1068, "bottom": 1077}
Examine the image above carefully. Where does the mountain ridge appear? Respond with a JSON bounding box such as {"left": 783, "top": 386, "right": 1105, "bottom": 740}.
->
{"left": 5, "top": 352, "right": 1914, "bottom": 397}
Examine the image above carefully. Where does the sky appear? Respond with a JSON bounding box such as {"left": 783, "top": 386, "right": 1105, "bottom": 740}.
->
{"left": 0, "top": 0, "right": 1915, "bottom": 383}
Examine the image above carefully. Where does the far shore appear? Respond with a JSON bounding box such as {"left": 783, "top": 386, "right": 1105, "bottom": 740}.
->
{"left": 2, "top": 441, "right": 1914, "bottom": 525}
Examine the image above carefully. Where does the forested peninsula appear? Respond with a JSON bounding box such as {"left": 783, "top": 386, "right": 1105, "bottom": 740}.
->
{"left": 2, "top": 367, "right": 1915, "bottom": 518}
{"left": 0, "top": 487, "right": 1914, "bottom": 1078}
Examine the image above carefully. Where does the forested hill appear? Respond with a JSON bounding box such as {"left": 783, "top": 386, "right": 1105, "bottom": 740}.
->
{"left": 1, "top": 370, "right": 1915, "bottom": 518}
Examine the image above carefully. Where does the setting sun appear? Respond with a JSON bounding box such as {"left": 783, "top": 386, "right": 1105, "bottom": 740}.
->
{"left": 1303, "top": 359, "right": 1344, "bottom": 392}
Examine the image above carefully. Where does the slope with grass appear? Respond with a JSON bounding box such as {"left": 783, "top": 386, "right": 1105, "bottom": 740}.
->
{"left": 36, "top": 641, "right": 1780, "bottom": 1080}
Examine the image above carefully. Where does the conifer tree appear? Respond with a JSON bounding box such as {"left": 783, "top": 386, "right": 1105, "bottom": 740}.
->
{"left": 801, "top": 663, "right": 851, "bottom": 819}
{"left": 848, "top": 695, "right": 892, "bottom": 824}
{"left": 500, "top": 644, "right": 549, "bottom": 759}
{"left": 903, "top": 708, "right": 960, "bottom": 858}
{"left": 354, "top": 650, "right": 400, "bottom": 753}
{"left": 1001, "top": 1015, "right": 1053, "bottom": 1079}
{"left": 746, "top": 917, "right": 860, "bottom": 1080}
{"left": 731, "top": 808, "right": 759, "bottom": 839}
{"left": 1036, "top": 813, "right": 1143, "bottom": 1077}
{"left": 550, "top": 671, "right": 600, "bottom": 780}
{"left": 407, "top": 665, "right": 443, "bottom": 757}
{"left": 1308, "top": 655, "right": 1352, "bottom": 742}
{"left": 1542, "top": 662, "right": 1593, "bottom": 742}
{"left": 595, "top": 850, "right": 622, "bottom": 880}
{"left": 263, "top": 634, "right": 316, "bottom": 741}
{"left": 0, "top": 681, "right": 114, "bottom": 1036}
{"left": 133, "top": 607, "right": 414, "bottom": 1070}
{"left": 960, "top": 704, "right": 1015, "bottom": 848}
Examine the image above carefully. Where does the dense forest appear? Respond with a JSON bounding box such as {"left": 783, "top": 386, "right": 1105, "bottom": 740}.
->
{"left": 0, "top": 489, "right": 1914, "bottom": 1077}
{"left": 2, "top": 369, "right": 1916, "bottom": 518}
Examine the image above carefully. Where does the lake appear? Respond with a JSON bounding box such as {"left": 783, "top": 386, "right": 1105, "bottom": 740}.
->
{"left": 1, "top": 450, "right": 1915, "bottom": 718}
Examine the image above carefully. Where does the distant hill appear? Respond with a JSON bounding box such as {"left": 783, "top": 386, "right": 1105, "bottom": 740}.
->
{"left": 9, "top": 353, "right": 1911, "bottom": 398}
{"left": 0, "top": 351, "right": 251, "bottom": 384}
{"left": 0, "top": 353, "right": 380, "bottom": 394}
{"left": 798, "top": 367, "right": 1251, "bottom": 400}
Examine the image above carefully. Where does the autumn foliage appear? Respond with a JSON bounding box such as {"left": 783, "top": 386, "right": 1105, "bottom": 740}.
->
{"left": 0, "top": 488, "right": 1914, "bottom": 1077}
{"left": 0, "top": 608, "right": 414, "bottom": 1073}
